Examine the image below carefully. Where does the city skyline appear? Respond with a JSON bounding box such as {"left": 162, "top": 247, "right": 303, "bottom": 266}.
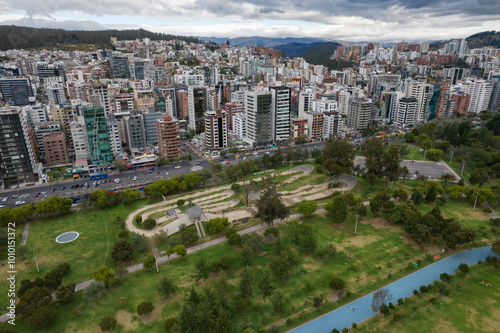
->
{"left": 1, "top": 0, "right": 500, "bottom": 42}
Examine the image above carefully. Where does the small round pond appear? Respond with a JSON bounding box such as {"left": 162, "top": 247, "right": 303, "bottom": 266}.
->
{"left": 55, "top": 231, "right": 80, "bottom": 244}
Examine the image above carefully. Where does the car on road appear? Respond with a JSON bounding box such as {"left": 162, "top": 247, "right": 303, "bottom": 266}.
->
{"left": 35, "top": 192, "right": 41, "bottom": 197}
{"left": 412, "top": 160, "right": 415, "bottom": 163}
{"left": 12, "top": 194, "right": 18, "bottom": 198}
{"left": 0, "top": 204, "right": 4, "bottom": 208}
{"left": 2, "top": 197, "right": 7, "bottom": 202}
{"left": 243, "top": 157, "right": 247, "bottom": 160}
{"left": 195, "top": 162, "right": 201, "bottom": 165}
{"left": 175, "top": 166, "right": 182, "bottom": 169}
{"left": 114, "top": 179, "right": 120, "bottom": 184}
{"left": 245, "top": 152, "right": 250, "bottom": 155}
{"left": 415, "top": 171, "right": 419, "bottom": 174}
{"left": 60, "top": 187, "right": 66, "bottom": 191}
{"left": 15, "top": 201, "right": 25, "bottom": 205}
{"left": 50, "top": 188, "right": 56, "bottom": 192}
{"left": 147, "top": 170, "right": 153, "bottom": 173}
{"left": 93, "top": 182, "right": 97, "bottom": 187}
{"left": 132, "top": 176, "right": 138, "bottom": 181}
{"left": 40, "top": 192, "right": 46, "bottom": 196}
{"left": 218, "top": 159, "right": 224, "bottom": 162}
{"left": 226, "top": 161, "right": 230, "bottom": 165}
{"left": 150, "top": 167, "right": 155, "bottom": 171}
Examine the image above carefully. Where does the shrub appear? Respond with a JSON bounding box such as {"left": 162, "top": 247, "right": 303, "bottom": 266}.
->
{"left": 176, "top": 199, "right": 185, "bottom": 207}
{"left": 231, "top": 183, "right": 240, "bottom": 191}
{"left": 329, "top": 277, "right": 346, "bottom": 291}
{"left": 228, "top": 233, "right": 241, "bottom": 246}
{"left": 483, "top": 207, "right": 492, "bottom": 213}
{"left": 84, "top": 281, "right": 106, "bottom": 302}
{"left": 357, "top": 204, "right": 367, "bottom": 217}
{"left": 397, "top": 298, "right": 404, "bottom": 305}
{"left": 137, "top": 301, "right": 154, "bottom": 315}
{"left": 119, "top": 297, "right": 128, "bottom": 305}
{"left": 380, "top": 303, "right": 390, "bottom": 317}
{"left": 134, "top": 215, "right": 142, "bottom": 224}
{"left": 118, "top": 230, "right": 129, "bottom": 238}
{"left": 439, "top": 287, "right": 450, "bottom": 296}
{"left": 264, "top": 227, "right": 279, "bottom": 238}
{"left": 99, "top": 316, "right": 117, "bottom": 331}
{"left": 413, "top": 289, "right": 420, "bottom": 296}
{"left": 220, "top": 256, "right": 234, "bottom": 271}
{"left": 225, "top": 227, "right": 237, "bottom": 238}
{"left": 458, "top": 263, "right": 470, "bottom": 274}
{"left": 164, "top": 317, "right": 180, "bottom": 333}
{"left": 181, "top": 228, "right": 199, "bottom": 245}
{"left": 55, "top": 263, "right": 71, "bottom": 275}
{"left": 143, "top": 218, "right": 157, "bottom": 230}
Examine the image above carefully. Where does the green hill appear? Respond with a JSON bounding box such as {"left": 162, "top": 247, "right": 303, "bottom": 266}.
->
{"left": 273, "top": 42, "right": 340, "bottom": 57}
{"left": 0, "top": 25, "right": 202, "bottom": 51}
{"left": 466, "top": 30, "right": 500, "bottom": 48}
{"left": 298, "top": 43, "right": 355, "bottom": 71}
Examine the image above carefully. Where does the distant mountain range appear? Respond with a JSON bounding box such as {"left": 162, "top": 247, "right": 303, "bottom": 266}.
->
{"left": 201, "top": 36, "right": 347, "bottom": 47}
{"left": 2, "top": 18, "right": 107, "bottom": 31}
{"left": 273, "top": 42, "right": 340, "bottom": 57}
{"left": 466, "top": 31, "right": 500, "bottom": 49}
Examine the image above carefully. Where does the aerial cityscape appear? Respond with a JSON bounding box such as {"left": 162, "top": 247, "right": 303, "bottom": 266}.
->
{"left": 0, "top": 2, "right": 499, "bottom": 332}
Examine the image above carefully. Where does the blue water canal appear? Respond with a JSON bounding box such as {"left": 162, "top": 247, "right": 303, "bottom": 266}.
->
{"left": 290, "top": 247, "right": 499, "bottom": 333}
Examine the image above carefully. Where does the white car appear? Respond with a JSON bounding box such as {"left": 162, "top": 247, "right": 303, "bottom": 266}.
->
{"left": 2, "top": 197, "right": 7, "bottom": 202}
{"left": 15, "top": 201, "right": 25, "bottom": 206}
{"left": 175, "top": 166, "right": 182, "bottom": 169}
{"left": 114, "top": 179, "right": 120, "bottom": 184}
{"left": 132, "top": 176, "right": 138, "bottom": 181}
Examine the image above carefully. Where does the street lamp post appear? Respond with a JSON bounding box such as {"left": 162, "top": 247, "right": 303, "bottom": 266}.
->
{"left": 449, "top": 151, "right": 453, "bottom": 165}
{"left": 461, "top": 161, "right": 465, "bottom": 178}
{"left": 473, "top": 192, "right": 480, "bottom": 210}
{"left": 354, "top": 214, "right": 360, "bottom": 235}
{"left": 30, "top": 247, "right": 39, "bottom": 272}
{"left": 155, "top": 248, "right": 159, "bottom": 273}
{"left": 423, "top": 147, "right": 427, "bottom": 160}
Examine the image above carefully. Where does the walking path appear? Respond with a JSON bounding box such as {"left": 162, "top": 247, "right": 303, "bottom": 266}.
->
{"left": 20, "top": 221, "right": 30, "bottom": 246}
{"left": 289, "top": 247, "right": 500, "bottom": 333}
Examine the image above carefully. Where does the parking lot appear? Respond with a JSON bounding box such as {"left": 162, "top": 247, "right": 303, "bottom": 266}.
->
{"left": 355, "top": 157, "right": 455, "bottom": 180}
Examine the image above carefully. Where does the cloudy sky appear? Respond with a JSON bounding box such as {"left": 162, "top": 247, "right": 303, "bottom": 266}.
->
{"left": 1, "top": 0, "right": 500, "bottom": 41}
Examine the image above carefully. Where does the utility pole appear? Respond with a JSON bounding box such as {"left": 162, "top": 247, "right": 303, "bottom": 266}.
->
{"left": 449, "top": 150, "right": 453, "bottom": 165}
{"left": 155, "top": 248, "right": 159, "bottom": 273}
{"left": 423, "top": 147, "right": 427, "bottom": 160}
{"left": 461, "top": 161, "right": 465, "bottom": 178}
{"left": 31, "top": 247, "right": 39, "bottom": 272}
{"left": 473, "top": 192, "right": 479, "bottom": 210}
{"left": 354, "top": 214, "right": 360, "bottom": 235}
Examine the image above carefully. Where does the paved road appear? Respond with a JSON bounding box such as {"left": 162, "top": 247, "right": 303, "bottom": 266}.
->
{"left": 0, "top": 142, "right": 325, "bottom": 209}
{"left": 289, "top": 247, "right": 500, "bottom": 333}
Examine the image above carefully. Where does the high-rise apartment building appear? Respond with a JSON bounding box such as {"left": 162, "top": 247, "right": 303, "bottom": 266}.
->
{"left": 306, "top": 112, "right": 325, "bottom": 140}
{"left": 204, "top": 110, "right": 228, "bottom": 151}
{"left": 245, "top": 91, "right": 272, "bottom": 146}
{"left": 83, "top": 106, "right": 113, "bottom": 165}
{"left": 134, "top": 89, "right": 155, "bottom": 111}
{"left": 291, "top": 118, "right": 308, "bottom": 139}
{"left": 34, "top": 121, "right": 62, "bottom": 159}
{"left": 467, "top": 80, "right": 493, "bottom": 114}
{"left": 124, "top": 112, "right": 147, "bottom": 149}
{"left": 43, "top": 132, "right": 69, "bottom": 166}
{"left": 323, "top": 112, "right": 343, "bottom": 139}
{"left": 114, "top": 93, "right": 134, "bottom": 112}
{"left": 233, "top": 112, "right": 246, "bottom": 139}
{"left": 0, "top": 106, "right": 39, "bottom": 187}
{"left": 269, "top": 86, "right": 291, "bottom": 143}
{"left": 91, "top": 80, "right": 112, "bottom": 116}
{"left": 298, "top": 91, "right": 313, "bottom": 118}
{"left": 110, "top": 54, "right": 130, "bottom": 78}
{"left": 156, "top": 116, "right": 181, "bottom": 159}
{"left": 22, "top": 103, "right": 50, "bottom": 128}
{"left": 346, "top": 99, "right": 372, "bottom": 130}
{"left": 435, "top": 80, "right": 452, "bottom": 118}
{"left": 70, "top": 117, "right": 90, "bottom": 161}
{"left": 107, "top": 115, "right": 123, "bottom": 157}
{"left": 222, "top": 102, "right": 244, "bottom": 130}
{"left": 406, "top": 81, "right": 432, "bottom": 123}
{"left": 0, "top": 78, "right": 34, "bottom": 106}
{"left": 395, "top": 97, "right": 417, "bottom": 126}
{"left": 143, "top": 110, "right": 166, "bottom": 146}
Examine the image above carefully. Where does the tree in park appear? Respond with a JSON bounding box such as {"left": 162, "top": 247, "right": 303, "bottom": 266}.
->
{"left": 262, "top": 153, "right": 272, "bottom": 166}
{"left": 206, "top": 217, "right": 229, "bottom": 234}
{"left": 192, "top": 256, "right": 212, "bottom": 281}
{"left": 166, "top": 245, "right": 175, "bottom": 265}
{"left": 241, "top": 232, "right": 265, "bottom": 253}
{"left": 297, "top": 200, "right": 318, "bottom": 217}
{"left": 271, "top": 147, "right": 284, "bottom": 166}
{"left": 55, "top": 283, "right": 75, "bottom": 303}
{"left": 174, "top": 245, "right": 187, "bottom": 259}
{"left": 426, "top": 148, "right": 445, "bottom": 161}
{"left": 84, "top": 281, "right": 106, "bottom": 301}
{"left": 400, "top": 166, "right": 410, "bottom": 184}
{"left": 143, "top": 253, "right": 156, "bottom": 271}
{"left": 43, "top": 269, "right": 63, "bottom": 289}
{"left": 382, "top": 145, "right": 402, "bottom": 191}
{"left": 329, "top": 277, "right": 346, "bottom": 291}
{"left": 181, "top": 227, "right": 199, "bottom": 245}
{"left": 137, "top": 301, "right": 154, "bottom": 315}
{"left": 363, "top": 138, "right": 384, "bottom": 189}
{"left": 457, "top": 263, "right": 470, "bottom": 274}
{"left": 156, "top": 156, "right": 167, "bottom": 166}
{"left": 370, "top": 192, "right": 391, "bottom": 217}
{"left": 180, "top": 303, "right": 198, "bottom": 332}
{"left": 143, "top": 217, "right": 157, "bottom": 230}
{"left": 257, "top": 270, "right": 275, "bottom": 303}
{"left": 156, "top": 277, "right": 177, "bottom": 300}
{"left": 320, "top": 136, "right": 355, "bottom": 181}
{"left": 270, "top": 289, "right": 286, "bottom": 314}
{"left": 440, "top": 173, "right": 455, "bottom": 188}
{"left": 17, "top": 286, "right": 52, "bottom": 318}
{"left": 469, "top": 168, "right": 489, "bottom": 188}
{"left": 90, "top": 189, "right": 111, "bottom": 209}
{"left": 99, "top": 316, "right": 117, "bottom": 331}
{"left": 371, "top": 287, "right": 392, "bottom": 313}
{"left": 242, "top": 180, "right": 257, "bottom": 207}
{"left": 255, "top": 175, "right": 290, "bottom": 226}
{"left": 297, "top": 134, "right": 308, "bottom": 144}
{"left": 392, "top": 188, "right": 408, "bottom": 202}
{"left": 164, "top": 317, "right": 180, "bottom": 333}
{"left": 92, "top": 265, "right": 118, "bottom": 286}
{"left": 122, "top": 187, "right": 140, "bottom": 208}
{"left": 26, "top": 306, "right": 57, "bottom": 329}
{"left": 492, "top": 239, "right": 500, "bottom": 254}
{"left": 239, "top": 267, "right": 254, "bottom": 299}
{"left": 411, "top": 189, "right": 423, "bottom": 204}
{"left": 111, "top": 238, "right": 135, "bottom": 262}
{"left": 240, "top": 246, "right": 253, "bottom": 267}
{"left": 325, "top": 195, "right": 348, "bottom": 224}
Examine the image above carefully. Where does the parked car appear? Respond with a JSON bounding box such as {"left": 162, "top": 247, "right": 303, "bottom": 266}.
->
{"left": 132, "top": 176, "right": 138, "bottom": 181}
{"left": 15, "top": 201, "right": 25, "bottom": 205}
{"left": 35, "top": 192, "right": 41, "bottom": 197}
{"left": 60, "top": 187, "right": 66, "bottom": 191}
{"left": 175, "top": 166, "right": 182, "bottom": 169}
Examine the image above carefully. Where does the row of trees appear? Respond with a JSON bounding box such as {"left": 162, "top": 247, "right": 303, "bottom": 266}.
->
{"left": 0, "top": 196, "right": 73, "bottom": 226}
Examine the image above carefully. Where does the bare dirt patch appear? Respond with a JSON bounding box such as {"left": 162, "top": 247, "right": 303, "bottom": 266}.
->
{"left": 431, "top": 319, "right": 460, "bottom": 333}
{"left": 116, "top": 310, "right": 138, "bottom": 331}
{"left": 338, "top": 235, "right": 381, "bottom": 251}
{"left": 361, "top": 218, "right": 392, "bottom": 229}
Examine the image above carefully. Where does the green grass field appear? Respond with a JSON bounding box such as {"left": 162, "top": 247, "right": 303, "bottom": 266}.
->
{"left": 356, "top": 262, "right": 500, "bottom": 333}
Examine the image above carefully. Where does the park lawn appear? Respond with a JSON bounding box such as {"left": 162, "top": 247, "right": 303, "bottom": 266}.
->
{"left": 0, "top": 199, "right": 150, "bottom": 307}
{"left": 355, "top": 262, "right": 500, "bottom": 333}
{"left": 7, "top": 207, "right": 490, "bottom": 333}
{"left": 351, "top": 176, "right": 418, "bottom": 200}
{"left": 389, "top": 143, "right": 426, "bottom": 161}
